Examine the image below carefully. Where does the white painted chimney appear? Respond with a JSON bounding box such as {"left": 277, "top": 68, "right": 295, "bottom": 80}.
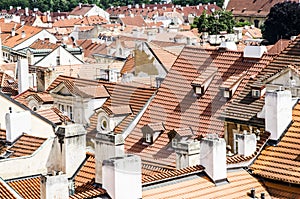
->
{"left": 102, "top": 154, "right": 142, "bottom": 199}
{"left": 79, "top": 3, "right": 82, "bottom": 9}
{"left": 46, "top": 124, "right": 86, "bottom": 178}
{"left": 17, "top": 59, "right": 29, "bottom": 94}
{"left": 244, "top": 46, "right": 267, "bottom": 58}
{"left": 265, "top": 90, "right": 292, "bottom": 141}
{"left": 176, "top": 140, "right": 200, "bottom": 169}
{"left": 5, "top": 110, "right": 31, "bottom": 143}
{"left": 25, "top": 7, "right": 29, "bottom": 16}
{"left": 200, "top": 135, "right": 227, "bottom": 183}
{"left": 95, "top": 132, "right": 124, "bottom": 184}
{"left": 236, "top": 131, "right": 257, "bottom": 156}
{"left": 21, "top": 31, "right": 26, "bottom": 38}
{"left": 40, "top": 172, "right": 69, "bottom": 199}
{"left": 11, "top": 28, "right": 15, "bottom": 37}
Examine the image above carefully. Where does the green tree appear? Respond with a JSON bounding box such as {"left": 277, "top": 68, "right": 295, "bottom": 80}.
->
{"left": 263, "top": 2, "right": 300, "bottom": 44}
{"left": 193, "top": 10, "right": 235, "bottom": 34}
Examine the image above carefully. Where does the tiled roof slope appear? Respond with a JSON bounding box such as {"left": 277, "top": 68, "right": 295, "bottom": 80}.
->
{"left": 71, "top": 154, "right": 106, "bottom": 199}
{"left": 120, "top": 54, "right": 135, "bottom": 75}
{"left": 8, "top": 176, "right": 40, "bottom": 199}
{"left": 52, "top": 18, "right": 80, "bottom": 28}
{"left": 69, "top": 4, "right": 94, "bottom": 16}
{"left": 46, "top": 75, "right": 156, "bottom": 135}
{"left": 143, "top": 169, "right": 271, "bottom": 199}
{"left": 29, "top": 39, "right": 59, "bottom": 50}
{"left": 250, "top": 102, "right": 300, "bottom": 184}
{"left": 226, "top": 0, "right": 298, "bottom": 17}
{"left": 263, "top": 181, "right": 300, "bottom": 199}
{"left": 119, "top": 15, "right": 147, "bottom": 27}
{"left": 36, "top": 107, "right": 71, "bottom": 124}
{"left": 0, "top": 72, "right": 18, "bottom": 96}
{"left": 223, "top": 36, "right": 300, "bottom": 126}
{"left": 8, "top": 134, "right": 47, "bottom": 158}
{"left": 13, "top": 89, "right": 39, "bottom": 107}
{"left": 74, "top": 15, "right": 108, "bottom": 25}
{"left": 0, "top": 177, "right": 19, "bottom": 199}
{"left": 125, "top": 46, "right": 274, "bottom": 167}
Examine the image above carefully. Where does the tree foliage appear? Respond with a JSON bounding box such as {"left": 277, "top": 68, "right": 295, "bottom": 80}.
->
{"left": 263, "top": 2, "right": 300, "bottom": 44}
{"left": 0, "top": 0, "right": 224, "bottom": 12}
{"left": 193, "top": 10, "right": 235, "bottom": 35}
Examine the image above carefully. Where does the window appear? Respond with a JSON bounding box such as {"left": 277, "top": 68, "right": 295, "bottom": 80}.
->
{"left": 101, "top": 118, "right": 108, "bottom": 130}
{"left": 254, "top": 20, "right": 259, "bottom": 28}
{"left": 69, "top": 106, "right": 73, "bottom": 120}
{"left": 223, "top": 90, "right": 231, "bottom": 98}
{"left": 172, "top": 138, "right": 178, "bottom": 148}
{"left": 252, "top": 89, "right": 260, "bottom": 98}
{"left": 145, "top": 133, "right": 152, "bottom": 143}
{"left": 56, "top": 56, "right": 60, "bottom": 66}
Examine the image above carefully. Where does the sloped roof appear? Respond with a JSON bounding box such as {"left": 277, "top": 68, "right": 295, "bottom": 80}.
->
{"left": 120, "top": 54, "right": 135, "bottom": 75}
{"left": 29, "top": 39, "right": 59, "bottom": 50}
{"left": 0, "top": 22, "right": 21, "bottom": 33}
{"left": 69, "top": 4, "right": 94, "bottom": 16}
{"left": 125, "top": 46, "right": 274, "bottom": 167}
{"left": 223, "top": 36, "right": 300, "bottom": 126}
{"left": 143, "top": 169, "right": 270, "bottom": 199}
{"left": 263, "top": 181, "right": 300, "bottom": 199}
{"left": 0, "top": 72, "right": 18, "bottom": 96}
{"left": 2, "top": 25, "right": 43, "bottom": 48}
{"left": 119, "top": 15, "right": 147, "bottom": 27}
{"left": 0, "top": 177, "right": 20, "bottom": 199}
{"left": 250, "top": 102, "right": 300, "bottom": 184}
{"left": 226, "top": 0, "right": 298, "bottom": 17}
{"left": 7, "top": 176, "right": 40, "bottom": 199}
{"left": 36, "top": 107, "right": 71, "bottom": 124}
{"left": 74, "top": 15, "right": 107, "bottom": 25}
{"left": 52, "top": 18, "right": 79, "bottom": 28}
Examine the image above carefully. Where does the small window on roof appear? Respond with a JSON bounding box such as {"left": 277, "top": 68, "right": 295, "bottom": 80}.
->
{"left": 223, "top": 90, "right": 231, "bottom": 98}
{"left": 252, "top": 89, "right": 260, "bottom": 98}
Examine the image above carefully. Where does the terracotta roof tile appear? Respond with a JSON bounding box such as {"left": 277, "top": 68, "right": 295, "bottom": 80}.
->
{"left": 53, "top": 18, "right": 80, "bottom": 28}
{"left": 2, "top": 25, "right": 43, "bottom": 48}
{"left": 0, "top": 177, "right": 19, "bottom": 199}
{"left": 36, "top": 107, "right": 70, "bottom": 124}
{"left": 143, "top": 169, "right": 271, "bottom": 199}
{"left": 8, "top": 176, "right": 40, "bottom": 199}
{"left": 119, "top": 15, "right": 147, "bottom": 27}
{"left": 74, "top": 15, "right": 107, "bottom": 26}
{"left": 0, "top": 72, "right": 18, "bottom": 96}
{"left": 125, "top": 46, "right": 274, "bottom": 167}
{"left": 13, "top": 89, "right": 38, "bottom": 107}
{"left": 70, "top": 5, "right": 94, "bottom": 16}
{"left": 226, "top": 0, "right": 298, "bottom": 17}
{"left": 0, "top": 22, "right": 21, "bottom": 33}
{"left": 263, "top": 181, "right": 300, "bottom": 199}
{"left": 29, "top": 39, "right": 59, "bottom": 50}
{"left": 250, "top": 102, "right": 300, "bottom": 184}
{"left": 120, "top": 54, "right": 135, "bottom": 75}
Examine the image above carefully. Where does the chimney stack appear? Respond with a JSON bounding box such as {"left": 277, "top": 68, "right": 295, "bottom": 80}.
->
{"left": 175, "top": 140, "right": 200, "bottom": 169}
{"left": 102, "top": 155, "right": 142, "bottom": 199}
{"left": 17, "top": 59, "right": 29, "bottom": 94}
{"left": 95, "top": 132, "right": 124, "bottom": 184}
{"left": 46, "top": 124, "right": 86, "bottom": 178}
{"left": 5, "top": 110, "right": 31, "bottom": 143}
{"left": 265, "top": 90, "right": 292, "bottom": 141}
{"left": 79, "top": 3, "right": 82, "bottom": 9}
{"left": 40, "top": 172, "right": 69, "bottom": 199}
{"left": 200, "top": 134, "right": 227, "bottom": 183}
{"left": 236, "top": 130, "right": 257, "bottom": 156}
{"left": 11, "top": 28, "right": 15, "bottom": 37}
{"left": 21, "top": 31, "right": 26, "bottom": 38}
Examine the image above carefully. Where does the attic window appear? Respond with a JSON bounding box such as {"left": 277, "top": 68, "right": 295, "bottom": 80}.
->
{"left": 223, "top": 89, "right": 231, "bottom": 98}
{"left": 141, "top": 122, "right": 165, "bottom": 144}
{"left": 252, "top": 89, "right": 260, "bottom": 98}
{"left": 251, "top": 85, "right": 265, "bottom": 98}
{"left": 191, "top": 69, "right": 217, "bottom": 97}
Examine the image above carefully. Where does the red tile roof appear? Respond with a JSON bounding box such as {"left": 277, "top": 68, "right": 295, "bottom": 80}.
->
{"left": 8, "top": 176, "right": 40, "bottom": 199}
{"left": 119, "top": 15, "right": 147, "bottom": 27}
{"left": 125, "top": 46, "right": 274, "bottom": 167}
{"left": 2, "top": 25, "right": 43, "bottom": 48}
{"left": 36, "top": 107, "right": 70, "bottom": 124}
{"left": 143, "top": 169, "right": 271, "bottom": 199}
{"left": 0, "top": 178, "right": 19, "bottom": 199}
{"left": 52, "top": 18, "right": 79, "bottom": 28}
{"left": 29, "top": 39, "right": 59, "bottom": 50}
{"left": 74, "top": 15, "right": 108, "bottom": 25}
{"left": 0, "top": 72, "right": 18, "bottom": 96}
{"left": 0, "top": 22, "right": 21, "bottom": 34}
{"left": 120, "top": 54, "right": 135, "bottom": 75}
{"left": 263, "top": 181, "right": 300, "bottom": 199}
{"left": 226, "top": 0, "right": 298, "bottom": 17}
{"left": 70, "top": 4, "right": 94, "bottom": 16}
{"left": 250, "top": 102, "right": 300, "bottom": 184}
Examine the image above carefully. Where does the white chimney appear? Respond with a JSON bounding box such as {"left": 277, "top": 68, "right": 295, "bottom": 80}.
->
{"left": 200, "top": 135, "right": 227, "bottom": 183}
{"left": 21, "top": 31, "right": 26, "bottom": 38}
{"left": 79, "top": 3, "right": 82, "bottom": 9}
{"left": 265, "top": 90, "right": 292, "bottom": 141}
{"left": 128, "top": 4, "right": 132, "bottom": 9}
{"left": 244, "top": 46, "right": 267, "bottom": 58}
{"left": 219, "top": 41, "right": 237, "bottom": 51}
{"left": 5, "top": 110, "right": 31, "bottom": 143}
{"left": 9, "top": 6, "right": 13, "bottom": 10}
{"left": 40, "top": 172, "right": 69, "bottom": 199}
{"left": 102, "top": 154, "right": 142, "bottom": 199}
{"left": 176, "top": 140, "right": 200, "bottom": 169}
{"left": 17, "top": 59, "right": 29, "bottom": 94}
{"left": 16, "top": 6, "right": 21, "bottom": 11}
{"left": 95, "top": 132, "right": 124, "bottom": 184}
{"left": 46, "top": 124, "right": 86, "bottom": 178}
{"left": 11, "top": 28, "right": 15, "bottom": 37}
{"left": 25, "top": 7, "right": 29, "bottom": 16}
{"left": 236, "top": 131, "right": 257, "bottom": 156}
{"left": 135, "top": 4, "right": 139, "bottom": 9}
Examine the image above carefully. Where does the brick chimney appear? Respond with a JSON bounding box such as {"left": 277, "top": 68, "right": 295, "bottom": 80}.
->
{"left": 265, "top": 90, "right": 292, "bottom": 141}
{"left": 200, "top": 134, "right": 227, "bottom": 183}
{"left": 102, "top": 154, "right": 142, "bottom": 199}
{"left": 95, "top": 132, "right": 124, "bottom": 184}
{"left": 40, "top": 172, "right": 69, "bottom": 199}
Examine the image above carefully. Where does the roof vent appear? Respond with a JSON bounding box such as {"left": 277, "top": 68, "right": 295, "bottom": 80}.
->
{"left": 219, "top": 41, "right": 237, "bottom": 51}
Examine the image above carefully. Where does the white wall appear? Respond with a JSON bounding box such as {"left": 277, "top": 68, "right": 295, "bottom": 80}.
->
{"left": 40, "top": 173, "right": 69, "bottom": 199}
{"left": 13, "top": 30, "right": 57, "bottom": 51}
{"left": 0, "top": 137, "right": 54, "bottom": 180}
{"left": 0, "top": 94, "right": 54, "bottom": 138}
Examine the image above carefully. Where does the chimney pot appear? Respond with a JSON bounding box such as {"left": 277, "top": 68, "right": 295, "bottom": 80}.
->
{"left": 250, "top": 188, "right": 255, "bottom": 198}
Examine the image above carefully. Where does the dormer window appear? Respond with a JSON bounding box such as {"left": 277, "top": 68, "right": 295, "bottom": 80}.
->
{"left": 250, "top": 85, "right": 265, "bottom": 98}
{"left": 220, "top": 71, "right": 246, "bottom": 99}
{"left": 191, "top": 68, "right": 217, "bottom": 97}
{"left": 168, "top": 127, "right": 194, "bottom": 148}
{"left": 141, "top": 122, "right": 165, "bottom": 144}
{"left": 252, "top": 89, "right": 260, "bottom": 98}
{"left": 223, "top": 89, "right": 231, "bottom": 98}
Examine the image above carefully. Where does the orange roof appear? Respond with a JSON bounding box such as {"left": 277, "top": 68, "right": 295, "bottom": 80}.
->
{"left": 119, "top": 15, "right": 147, "bottom": 27}
{"left": 251, "top": 102, "right": 300, "bottom": 184}
{"left": 0, "top": 177, "right": 19, "bottom": 199}
{"left": 52, "top": 18, "right": 79, "bottom": 28}
{"left": 0, "top": 22, "right": 21, "bottom": 33}
{"left": 29, "top": 39, "right": 59, "bottom": 50}
{"left": 8, "top": 176, "right": 40, "bottom": 199}
{"left": 36, "top": 107, "right": 70, "bottom": 125}
{"left": 0, "top": 72, "right": 18, "bottom": 96}
{"left": 74, "top": 15, "right": 108, "bottom": 25}
{"left": 2, "top": 25, "right": 43, "bottom": 48}
{"left": 125, "top": 46, "right": 274, "bottom": 167}
{"left": 263, "top": 181, "right": 300, "bottom": 199}
{"left": 120, "top": 54, "right": 135, "bottom": 75}
{"left": 143, "top": 169, "right": 271, "bottom": 199}
{"left": 70, "top": 4, "right": 94, "bottom": 16}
